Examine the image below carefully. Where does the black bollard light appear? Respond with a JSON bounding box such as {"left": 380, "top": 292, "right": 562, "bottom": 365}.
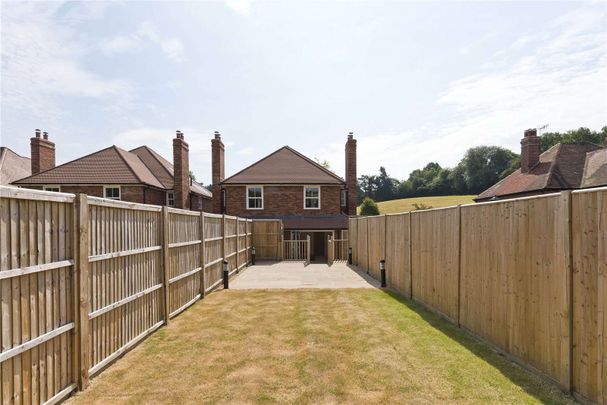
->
{"left": 223, "top": 260, "right": 229, "bottom": 289}
{"left": 348, "top": 247, "right": 353, "bottom": 265}
{"left": 380, "top": 259, "right": 386, "bottom": 288}
{"left": 252, "top": 247, "right": 256, "bottom": 265}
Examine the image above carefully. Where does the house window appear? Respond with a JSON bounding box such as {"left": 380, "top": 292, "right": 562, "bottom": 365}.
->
{"left": 341, "top": 189, "right": 347, "bottom": 207}
{"left": 43, "top": 185, "right": 61, "bottom": 192}
{"left": 247, "top": 186, "right": 263, "bottom": 209}
{"left": 304, "top": 186, "right": 320, "bottom": 209}
{"left": 167, "top": 191, "right": 175, "bottom": 207}
{"left": 103, "top": 186, "right": 121, "bottom": 200}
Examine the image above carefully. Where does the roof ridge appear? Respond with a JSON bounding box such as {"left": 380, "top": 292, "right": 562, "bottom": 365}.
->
{"left": 113, "top": 146, "right": 146, "bottom": 184}
{"left": 131, "top": 145, "right": 174, "bottom": 179}
{"left": 544, "top": 144, "right": 564, "bottom": 189}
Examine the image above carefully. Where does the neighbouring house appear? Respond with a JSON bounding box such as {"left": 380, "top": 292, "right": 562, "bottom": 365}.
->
{"left": 0, "top": 146, "right": 31, "bottom": 185}
{"left": 12, "top": 129, "right": 212, "bottom": 210}
{"left": 211, "top": 131, "right": 357, "bottom": 262}
{"left": 475, "top": 128, "right": 607, "bottom": 202}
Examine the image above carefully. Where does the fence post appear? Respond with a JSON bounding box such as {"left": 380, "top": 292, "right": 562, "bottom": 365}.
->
{"left": 306, "top": 235, "right": 311, "bottom": 264}
{"left": 222, "top": 214, "right": 226, "bottom": 264}
{"left": 408, "top": 212, "right": 413, "bottom": 299}
{"left": 327, "top": 234, "right": 333, "bottom": 266}
{"left": 199, "top": 212, "right": 206, "bottom": 298}
{"left": 161, "top": 206, "right": 170, "bottom": 325}
{"left": 561, "top": 190, "right": 574, "bottom": 392}
{"left": 74, "top": 194, "right": 90, "bottom": 390}
{"left": 456, "top": 205, "right": 462, "bottom": 327}
{"left": 236, "top": 219, "right": 240, "bottom": 272}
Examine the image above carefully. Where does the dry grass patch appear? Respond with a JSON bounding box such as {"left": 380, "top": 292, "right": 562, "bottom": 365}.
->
{"left": 68, "top": 290, "right": 574, "bottom": 404}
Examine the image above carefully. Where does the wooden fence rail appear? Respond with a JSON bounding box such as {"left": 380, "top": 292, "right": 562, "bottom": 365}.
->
{"left": 0, "top": 187, "right": 257, "bottom": 404}
{"left": 349, "top": 187, "right": 607, "bottom": 405}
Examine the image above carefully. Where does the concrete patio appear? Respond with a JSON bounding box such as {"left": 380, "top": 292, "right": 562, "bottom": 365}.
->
{"left": 230, "top": 261, "right": 380, "bottom": 289}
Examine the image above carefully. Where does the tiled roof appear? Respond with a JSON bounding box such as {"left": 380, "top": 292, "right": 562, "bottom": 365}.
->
{"left": 130, "top": 146, "right": 212, "bottom": 198}
{"left": 0, "top": 147, "right": 31, "bottom": 185}
{"left": 222, "top": 146, "right": 345, "bottom": 185}
{"left": 476, "top": 142, "right": 606, "bottom": 201}
{"left": 581, "top": 148, "right": 607, "bottom": 188}
{"left": 13, "top": 145, "right": 212, "bottom": 198}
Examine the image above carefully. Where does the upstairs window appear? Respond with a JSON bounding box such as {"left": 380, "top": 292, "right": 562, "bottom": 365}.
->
{"left": 43, "top": 185, "right": 61, "bottom": 192}
{"left": 247, "top": 186, "right": 263, "bottom": 209}
{"left": 304, "top": 186, "right": 320, "bottom": 209}
{"left": 167, "top": 191, "right": 175, "bottom": 207}
{"left": 103, "top": 186, "right": 121, "bottom": 200}
{"left": 341, "top": 189, "right": 347, "bottom": 207}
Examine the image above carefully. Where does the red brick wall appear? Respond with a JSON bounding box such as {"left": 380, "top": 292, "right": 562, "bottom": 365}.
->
{"left": 211, "top": 132, "right": 225, "bottom": 214}
{"left": 224, "top": 185, "right": 342, "bottom": 217}
{"left": 145, "top": 188, "right": 166, "bottom": 205}
{"left": 345, "top": 134, "right": 357, "bottom": 215}
{"left": 173, "top": 133, "right": 190, "bottom": 209}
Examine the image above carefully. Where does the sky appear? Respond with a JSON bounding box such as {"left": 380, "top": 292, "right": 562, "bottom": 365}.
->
{"left": 1, "top": 0, "right": 606, "bottom": 184}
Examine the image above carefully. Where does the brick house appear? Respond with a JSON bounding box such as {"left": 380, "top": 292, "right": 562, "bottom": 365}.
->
{"left": 476, "top": 128, "right": 607, "bottom": 202}
{"left": 12, "top": 129, "right": 212, "bottom": 210}
{"left": 211, "top": 132, "right": 357, "bottom": 262}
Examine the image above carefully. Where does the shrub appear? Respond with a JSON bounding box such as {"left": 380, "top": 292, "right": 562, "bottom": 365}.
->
{"left": 360, "top": 197, "right": 380, "bottom": 216}
{"left": 412, "top": 203, "right": 433, "bottom": 211}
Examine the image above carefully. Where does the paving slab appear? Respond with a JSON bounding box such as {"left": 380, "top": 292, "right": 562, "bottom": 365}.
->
{"left": 230, "top": 261, "right": 380, "bottom": 289}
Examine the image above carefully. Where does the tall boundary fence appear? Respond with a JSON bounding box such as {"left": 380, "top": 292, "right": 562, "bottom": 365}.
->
{"left": 0, "top": 186, "right": 256, "bottom": 404}
{"left": 349, "top": 187, "right": 606, "bottom": 405}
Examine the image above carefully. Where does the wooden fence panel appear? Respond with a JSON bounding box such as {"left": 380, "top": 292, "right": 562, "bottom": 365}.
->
{"left": 0, "top": 188, "right": 77, "bottom": 404}
{"left": 460, "top": 194, "right": 571, "bottom": 389}
{"left": 411, "top": 207, "right": 460, "bottom": 322}
{"left": 236, "top": 219, "right": 248, "bottom": 271}
{"left": 385, "top": 213, "right": 411, "bottom": 297}
{"left": 86, "top": 198, "right": 164, "bottom": 377}
{"left": 252, "top": 220, "right": 282, "bottom": 260}
{"left": 167, "top": 209, "right": 201, "bottom": 319}
{"left": 203, "top": 214, "right": 224, "bottom": 292}
{"left": 356, "top": 218, "right": 368, "bottom": 270}
{"left": 572, "top": 188, "right": 607, "bottom": 403}
{"left": 366, "top": 216, "right": 385, "bottom": 279}
{"left": 224, "top": 216, "right": 238, "bottom": 276}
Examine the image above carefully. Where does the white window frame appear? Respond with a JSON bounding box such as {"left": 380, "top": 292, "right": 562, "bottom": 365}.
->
{"left": 246, "top": 185, "right": 264, "bottom": 210}
{"left": 43, "top": 185, "right": 61, "bottom": 192}
{"left": 303, "top": 186, "right": 321, "bottom": 210}
{"left": 167, "top": 190, "right": 175, "bottom": 207}
{"left": 340, "top": 189, "right": 347, "bottom": 207}
{"left": 103, "top": 185, "right": 121, "bottom": 200}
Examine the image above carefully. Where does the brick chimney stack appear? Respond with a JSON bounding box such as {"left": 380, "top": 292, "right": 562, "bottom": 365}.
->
{"left": 173, "top": 130, "right": 190, "bottom": 209}
{"left": 520, "top": 128, "right": 540, "bottom": 173}
{"left": 30, "top": 129, "right": 56, "bottom": 175}
{"left": 211, "top": 131, "right": 225, "bottom": 214}
{"left": 345, "top": 132, "right": 357, "bottom": 216}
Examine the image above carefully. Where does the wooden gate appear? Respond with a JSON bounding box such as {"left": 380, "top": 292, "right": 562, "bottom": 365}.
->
{"left": 283, "top": 236, "right": 310, "bottom": 262}
{"left": 328, "top": 231, "right": 348, "bottom": 265}
{"left": 251, "top": 220, "right": 283, "bottom": 260}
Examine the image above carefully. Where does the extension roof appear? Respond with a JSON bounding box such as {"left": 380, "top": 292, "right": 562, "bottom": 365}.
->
{"left": 222, "top": 146, "right": 345, "bottom": 185}
{"left": 476, "top": 142, "right": 606, "bottom": 201}
{"left": 0, "top": 147, "right": 31, "bottom": 186}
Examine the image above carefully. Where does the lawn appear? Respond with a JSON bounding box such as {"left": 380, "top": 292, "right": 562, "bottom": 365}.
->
{"left": 68, "top": 289, "right": 573, "bottom": 404}
{"left": 360, "top": 195, "right": 477, "bottom": 214}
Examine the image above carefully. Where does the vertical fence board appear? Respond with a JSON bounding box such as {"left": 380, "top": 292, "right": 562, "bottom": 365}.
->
{"left": 385, "top": 214, "right": 411, "bottom": 297}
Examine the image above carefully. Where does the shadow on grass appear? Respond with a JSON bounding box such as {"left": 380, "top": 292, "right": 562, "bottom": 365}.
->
{"left": 377, "top": 289, "right": 574, "bottom": 405}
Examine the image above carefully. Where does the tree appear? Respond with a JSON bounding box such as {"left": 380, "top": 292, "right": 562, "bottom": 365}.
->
{"left": 375, "top": 166, "right": 398, "bottom": 201}
{"left": 541, "top": 127, "right": 607, "bottom": 152}
{"left": 457, "top": 146, "right": 518, "bottom": 194}
{"left": 359, "top": 197, "right": 380, "bottom": 216}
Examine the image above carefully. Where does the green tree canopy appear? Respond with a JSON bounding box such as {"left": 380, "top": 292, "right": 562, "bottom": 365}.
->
{"left": 359, "top": 197, "right": 380, "bottom": 216}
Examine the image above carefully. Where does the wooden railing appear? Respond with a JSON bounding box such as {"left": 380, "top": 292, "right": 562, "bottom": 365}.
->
{"left": 283, "top": 236, "right": 310, "bottom": 262}
{"left": 0, "top": 186, "right": 258, "bottom": 404}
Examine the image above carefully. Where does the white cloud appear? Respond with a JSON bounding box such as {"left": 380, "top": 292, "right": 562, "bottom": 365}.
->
{"left": 225, "top": 0, "right": 253, "bottom": 15}
{"left": 332, "top": 5, "right": 607, "bottom": 179}
{"left": 1, "top": 2, "right": 133, "bottom": 122}
{"left": 98, "top": 21, "right": 185, "bottom": 62}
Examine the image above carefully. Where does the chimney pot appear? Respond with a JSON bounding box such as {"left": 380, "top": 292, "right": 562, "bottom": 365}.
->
{"left": 524, "top": 128, "right": 537, "bottom": 138}
{"left": 43, "top": 132, "right": 48, "bottom": 140}
{"left": 35, "top": 129, "right": 41, "bottom": 138}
